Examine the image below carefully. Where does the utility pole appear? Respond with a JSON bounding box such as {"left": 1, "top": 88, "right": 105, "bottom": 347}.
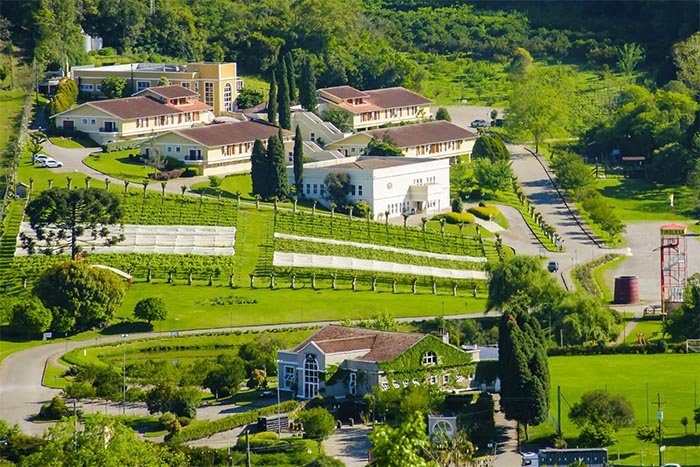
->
{"left": 653, "top": 392, "right": 666, "bottom": 467}
{"left": 245, "top": 429, "right": 251, "bottom": 467}
{"left": 557, "top": 386, "right": 562, "bottom": 437}
{"left": 121, "top": 334, "right": 129, "bottom": 414}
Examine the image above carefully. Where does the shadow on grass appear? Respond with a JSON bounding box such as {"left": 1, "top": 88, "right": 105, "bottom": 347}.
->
{"left": 663, "top": 433, "right": 700, "bottom": 447}
{"left": 598, "top": 178, "right": 695, "bottom": 218}
{"left": 100, "top": 321, "right": 152, "bottom": 335}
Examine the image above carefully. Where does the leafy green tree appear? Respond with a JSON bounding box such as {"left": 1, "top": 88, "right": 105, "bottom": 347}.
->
{"left": 508, "top": 47, "right": 533, "bottom": 78}
{"left": 498, "top": 309, "right": 550, "bottom": 442}
{"left": 426, "top": 430, "right": 474, "bottom": 467}
{"left": 369, "top": 412, "right": 436, "bottom": 467}
{"left": 555, "top": 292, "right": 618, "bottom": 345}
{"left": 63, "top": 381, "right": 96, "bottom": 400}
{"left": 672, "top": 32, "right": 700, "bottom": 97}
{"left": 472, "top": 158, "right": 511, "bottom": 196}
{"left": 299, "top": 407, "right": 335, "bottom": 451}
{"left": 578, "top": 421, "right": 617, "bottom": 447}
{"left": 487, "top": 256, "right": 562, "bottom": 311}
{"left": 34, "top": 261, "right": 125, "bottom": 333}
{"left": 636, "top": 424, "right": 657, "bottom": 443}
{"left": 324, "top": 172, "right": 351, "bottom": 206}
{"left": 236, "top": 87, "right": 264, "bottom": 110}
{"left": 250, "top": 139, "right": 269, "bottom": 198}
{"left": 21, "top": 188, "right": 124, "bottom": 259}
{"left": 146, "top": 381, "right": 178, "bottom": 415}
{"left": 616, "top": 43, "right": 645, "bottom": 75}
{"left": 293, "top": 125, "right": 304, "bottom": 195}
{"left": 267, "top": 134, "right": 289, "bottom": 198}
{"left": 299, "top": 56, "right": 317, "bottom": 112}
{"left": 451, "top": 198, "right": 463, "bottom": 213}
{"left": 202, "top": 355, "right": 246, "bottom": 398}
{"left": 247, "top": 368, "right": 268, "bottom": 390}
{"left": 285, "top": 51, "right": 296, "bottom": 102}
{"left": 11, "top": 299, "right": 52, "bottom": 338}
{"left": 435, "top": 107, "right": 451, "bottom": 121}
{"left": 366, "top": 137, "right": 403, "bottom": 157}
{"left": 157, "top": 76, "right": 170, "bottom": 86}
{"left": 664, "top": 274, "right": 700, "bottom": 341}
{"left": 550, "top": 152, "right": 594, "bottom": 192}
{"left": 267, "top": 70, "right": 277, "bottom": 125}
{"left": 238, "top": 334, "right": 283, "bottom": 375}
{"left": 27, "top": 131, "right": 47, "bottom": 160}
{"left": 133, "top": 297, "right": 168, "bottom": 325}
{"left": 38, "top": 396, "right": 70, "bottom": 420}
{"left": 101, "top": 76, "right": 127, "bottom": 98}
{"left": 472, "top": 134, "right": 510, "bottom": 163}
{"left": 569, "top": 390, "right": 635, "bottom": 430}
{"left": 208, "top": 175, "right": 222, "bottom": 196}
{"left": 320, "top": 108, "right": 352, "bottom": 132}
{"left": 277, "top": 59, "right": 291, "bottom": 130}
{"left": 506, "top": 67, "right": 574, "bottom": 153}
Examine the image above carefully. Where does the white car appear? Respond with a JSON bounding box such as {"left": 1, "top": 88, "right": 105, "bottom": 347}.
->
{"left": 33, "top": 154, "right": 52, "bottom": 164}
{"left": 41, "top": 159, "right": 63, "bottom": 168}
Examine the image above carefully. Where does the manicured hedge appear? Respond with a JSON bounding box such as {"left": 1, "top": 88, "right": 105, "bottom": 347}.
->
{"left": 102, "top": 139, "right": 147, "bottom": 153}
{"left": 432, "top": 212, "right": 476, "bottom": 224}
{"left": 468, "top": 206, "right": 500, "bottom": 221}
{"left": 166, "top": 400, "right": 299, "bottom": 443}
{"left": 548, "top": 341, "right": 686, "bottom": 357}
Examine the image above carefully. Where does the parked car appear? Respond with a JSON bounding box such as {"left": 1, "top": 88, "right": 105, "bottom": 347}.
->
{"left": 33, "top": 154, "right": 52, "bottom": 164}
{"left": 41, "top": 159, "right": 63, "bottom": 168}
{"left": 470, "top": 119, "right": 488, "bottom": 128}
{"left": 492, "top": 118, "right": 505, "bottom": 127}
{"left": 547, "top": 261, "right": 559, "bottom": 273}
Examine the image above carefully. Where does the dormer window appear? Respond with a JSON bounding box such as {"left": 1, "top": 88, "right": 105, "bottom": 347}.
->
{"left": 422, "top": 351, "right": 437, "bottom": 366}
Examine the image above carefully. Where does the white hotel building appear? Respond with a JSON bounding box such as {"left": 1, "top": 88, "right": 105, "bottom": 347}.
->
{"left": 291, "top": 156, "right": 450, "bottom": 219}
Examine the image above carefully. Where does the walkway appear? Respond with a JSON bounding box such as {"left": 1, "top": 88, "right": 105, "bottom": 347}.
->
{"left": 492, "top": 394, "right": 522, "bottom": 467}
{"left": 325, "top": 425, "right": 372, "bottom": 467}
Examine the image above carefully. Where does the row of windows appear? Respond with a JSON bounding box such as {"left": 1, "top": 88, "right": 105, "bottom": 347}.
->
{"left": 305, "top": 184, "right": 325, "bottom": 196}
{"left": 222, "top": 142, "right": 252, "bottom": 156}
{"left": 388, "top": 201, "right": 409, "bottom": 214}
{"left": 135, "top": 112, "right": 199, "bottom": 129}
{"left": 412, "top": 176, "right": 437, "bottom": 185}
{"left": 348, "top": 184, "right": 363, "bottom": 196}
{"left": 380, "top": 373, "right": 460, "bottom": 390}
{"left": 415, "top": 140, "right": 463, "bottom": 156}
{"left": 359, "top": 105, "right": 421, "bottom": 122}
{"left": 79, "top": 83, "right": 102, "bottom": 92}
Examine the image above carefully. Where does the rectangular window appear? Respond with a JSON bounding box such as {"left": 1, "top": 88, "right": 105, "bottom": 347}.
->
{"left": 443, "top": 374, "right": 450, "bottom": 384}
{"left": 381, "top": 382, "right": 389, "bottom": 391}
{"left": 175, "top": 147, "right": 181, "bottom": 154}
{"left": 348, "top": 372, "right": 357, "bottom": 396}
{"left": 306, "top": 184, "right": 310, "bottom": 195}
{"left": 284, "top": 366, "right": 295, "bottom": 389}
{"left": 310, "top": 132, "right": 315, "bottom": 140}
{"left": 166, "top": 146, "right": 173, "bottom": 153}
{"left": 96, "top": 84, "right": 102, "bottom": 92}
{"left": 349, "top": 185, "right": 355, "bottom": 196}
{"left": 90, "top": 119, "right": 96, "bottom": 125}
{"left": 136, "top": 81, "right": 150, "bottom": 92}
{"left": 351, "top": 147, "right": 356, "bottom": 153}
{"left": 81, "top": 118, "right": 88, "bottom": 125}
{"left": 430, "top": 375, "right": 437, "bottom": 385}
{"left": 181, "top": 82, "right": 190, "bottom": 89}
{"left": 313, "top": 184, "right": 318, "bottom": 195}
{"left": 204, "top": 82, "right": 214, "bottom": 106}
{"left": 79, "top": 84, "right": 94, "bottom": 91}
{"left": 358, "top": 185, "right": 363, "bottom": 196}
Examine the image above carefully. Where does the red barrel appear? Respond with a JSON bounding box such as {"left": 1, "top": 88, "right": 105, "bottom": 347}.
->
{"left": 614, "top": 276, "right": 639, "bottom": 304}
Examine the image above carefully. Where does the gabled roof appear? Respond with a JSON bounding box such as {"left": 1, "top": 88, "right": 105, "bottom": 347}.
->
{"left": 330, "top": 156, "right": 432, "bottom": 170}
{"left": 133, "top": 85, "right": 198, "bottom": 100}
{"left": 293, "top": 325, "right": 426, "bottom": 362}
{"left": 319, "top": 85, "right": 370, "bottom": 100}
{"left": 79, "top": 96, "right": 210, "bottom": 120}
{"left": 364, "top": 121, "right": 477, "bottom": 148}
{"left": 364, "top": 87, "right": 432, "bottom": 108}
{"left": 171, "top": 121, "right": 293, "bottom": 147}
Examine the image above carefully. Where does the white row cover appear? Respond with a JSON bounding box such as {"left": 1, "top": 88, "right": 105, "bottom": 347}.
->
{"left": 16, "top": 223, "right": 236, "bottom": 256}
{"left": 273, "top": 252, "right": 488, "bottom": 280}
{"left": 274, "top": 232, "right": 487, "bottom": 263}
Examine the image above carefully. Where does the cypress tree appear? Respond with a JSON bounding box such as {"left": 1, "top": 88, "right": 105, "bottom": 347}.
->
{"left": 277, "top": 60, "right": 291, "bottom": 130}
{"left": 267, "top": 70, "right": 277, "bottom": 125}
{"left": 285, "top": 52, "right": 296, "bottom": 103}
{"left": 250, "top": 139, "right": 268, "bottom": 197}
{"left": 293, "top": 125, "right": 304, "bottom": 195}
{"left": 267, "top": 135, "right": 289, "bottom": 198}
{"left": 299, "top": 56, "right": 317, "bottom": 113}
{"left": 498, "top": 309, "right": 550, "bottom": 444}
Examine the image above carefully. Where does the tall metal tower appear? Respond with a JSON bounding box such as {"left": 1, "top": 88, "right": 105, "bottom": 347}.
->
{"left": 660, "top": 224, "right": 688, "bottom": 314}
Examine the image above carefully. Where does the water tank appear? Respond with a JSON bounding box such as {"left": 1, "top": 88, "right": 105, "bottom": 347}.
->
{"left": 614, "top": 276, "right": 639, "bottom": 304}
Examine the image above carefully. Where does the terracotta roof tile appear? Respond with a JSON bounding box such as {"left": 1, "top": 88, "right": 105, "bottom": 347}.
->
{"left": 88, "top": 96, "right": 211, "bottom": 120}
{"left": 293, "top": 325, "right": 425, "bottom": 362}
{"left": 364, "top": 87, "right": 431, "bottom": 108}
{"left": 174, "top": 121, "right": 292, "bottom": 147}
{"left": 319, "top": 86, "right": 370, "bottom": 100}
{"left": 365, "top": 121, "right": 477, "bottom": 148}
{"left": 330, "top": 156, "right": 427, "bottom": 170}
{"left": 140, "top": 85, "right": 198, "bottom": 99}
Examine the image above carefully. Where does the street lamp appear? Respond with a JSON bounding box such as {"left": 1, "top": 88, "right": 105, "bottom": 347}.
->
{"left": 276, "top": 359, "right": 282, "bottom": 436}
{"left": 121, "top": 334, "right": 128, "bottom": 414}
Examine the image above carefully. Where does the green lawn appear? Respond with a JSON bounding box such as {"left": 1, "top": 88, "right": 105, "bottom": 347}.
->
{"left": 239, "top": 74, "right": 269, "bottom": 97}
{"left": 592, "top": 255, "right": 627, "bottom": 304}
{"left": 623, "top": 318, "right": 664, "bottom": 344}
{"left": 529, "top": 354, "right": 700, "bottom": 465}
{"left": 82, "top": 150, "right": 155, "bottom": 183}
{"left": 0, "top": 89, "right": 25, "bottom": 155}
{"left": 594, "top": 176, "right": 697, "bottom": 222}
{"left": 192, "top": 173, "right": 253, "bottom": 200}
{"left": 49, "top": 135, "right": 99, "bottom": 149}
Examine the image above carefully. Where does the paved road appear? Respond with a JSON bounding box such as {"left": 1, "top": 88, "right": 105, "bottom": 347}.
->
{"left": 324, "top": 425, "right": 372, "bottom": 467}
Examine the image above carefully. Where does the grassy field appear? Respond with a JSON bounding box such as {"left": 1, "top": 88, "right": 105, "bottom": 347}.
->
{"left": 49, "top": 135, "right": 98, "bottom": 149}
{"left": 0, "top": 89, "right": 25, "bottom": 156}
{"left": 623, "top": 318, "right": 664, "bottom": 344}
{"left": 529, "top": 354, "right": 700, "bottom": 465}
{"left": 83, "top": 150, "right": 154, "bottom": 182}
{"left": 192, "top": 173, "right": 253, "bottom": 200}
{"left": 239, "top": 74, "right": 269, "bottom": 97}
{"left": 593, "top": 255, "right": 627, "bottom": 303}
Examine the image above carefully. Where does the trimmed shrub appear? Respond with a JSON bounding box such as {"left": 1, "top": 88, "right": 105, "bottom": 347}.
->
{"left": 164, "top": 156, "right": 186, "bottom": 170}
{"left": 433, "top": 212, "right": 475, "bottom": 224}
{"left": 181, "top": 167, "right": 200, "bottom": 177}
{"left": 102, "top": 139, "right": 146, "bottom": 153}
{"left": 150, "top": 169, "right": 183, "bottom": 180}
{"left": 468, "top": 205, "right": 500, "bottom": 221}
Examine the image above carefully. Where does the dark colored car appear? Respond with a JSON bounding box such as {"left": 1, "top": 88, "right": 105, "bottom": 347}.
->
{"left": 547, "top": 261, "right": 559, "bottom": 273}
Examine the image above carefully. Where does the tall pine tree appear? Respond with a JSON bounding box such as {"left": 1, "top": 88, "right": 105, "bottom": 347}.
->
{"left": 285, "top": 52, "right": 296, "bottom": 103}
{"left": 293, "top": 125, "right": 304, "bottom": 195}
{"left": 498, "top": 308, "right": 550, "bottom": 445}
{"left": 277, "top": 60, "right": 291, "bottom": 130}
{"left": 267, "top": 135, "right": 289, "bottom": 199}
{"left": 299, "top": 56, "right": 317, "bottom": 113}
{"left": 250, "top": 139, "right": 269, "bottom": 197}
{"left": 267, "top": 70, "right": 277, "bottom": 125}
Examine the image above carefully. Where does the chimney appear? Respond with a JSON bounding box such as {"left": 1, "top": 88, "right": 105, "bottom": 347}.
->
{"left": 438, "top": 328, "right": 449, "bottom": 345}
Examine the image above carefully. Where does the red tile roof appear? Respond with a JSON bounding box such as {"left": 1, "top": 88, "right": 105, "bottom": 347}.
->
{"left": 139, "top": 85, "right": 198, "bottom": 99}
{"left": 364, "top": 87, "right": 432, "bottom": 108}
{"left": 364, "top": 121, "right": 477, "bottom": 148}
{"left": 319, "top": 86, "right": 370, "bottom": 100}
{"left": 87, "top": 96, "right": 211, "bottom": 120}
{"left": 173, "top": 121, "right": 292, "bottom": 147}
{"left": 293, "top": 325, "right": 425, "bottom": 362}
{"left": 330, "top": 157, "right": 426, "bottom": 170}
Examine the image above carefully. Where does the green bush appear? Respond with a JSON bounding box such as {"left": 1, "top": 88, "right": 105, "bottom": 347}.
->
{"left": 468, "top": 206, "right": 500, "bottom": 221}
{"left": 37, "top": 396, "right": 71, "bottom": 420}
{"left": 432, "top": 212, "right": 475, "bottom": 224}
{"left": 102, "top": 139, "right": 146, "bottom": 153}
{"left": 181, "top": 167, "right": 199, "bottom": 177}
{"left": 235, "top": 432, "right": 280, "bottom": 449}
{"left": 164, "top": 157, "right": 186, "bottom": 170}
{"left": 166, "top": 401, "right": 299, "bottom": 443}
